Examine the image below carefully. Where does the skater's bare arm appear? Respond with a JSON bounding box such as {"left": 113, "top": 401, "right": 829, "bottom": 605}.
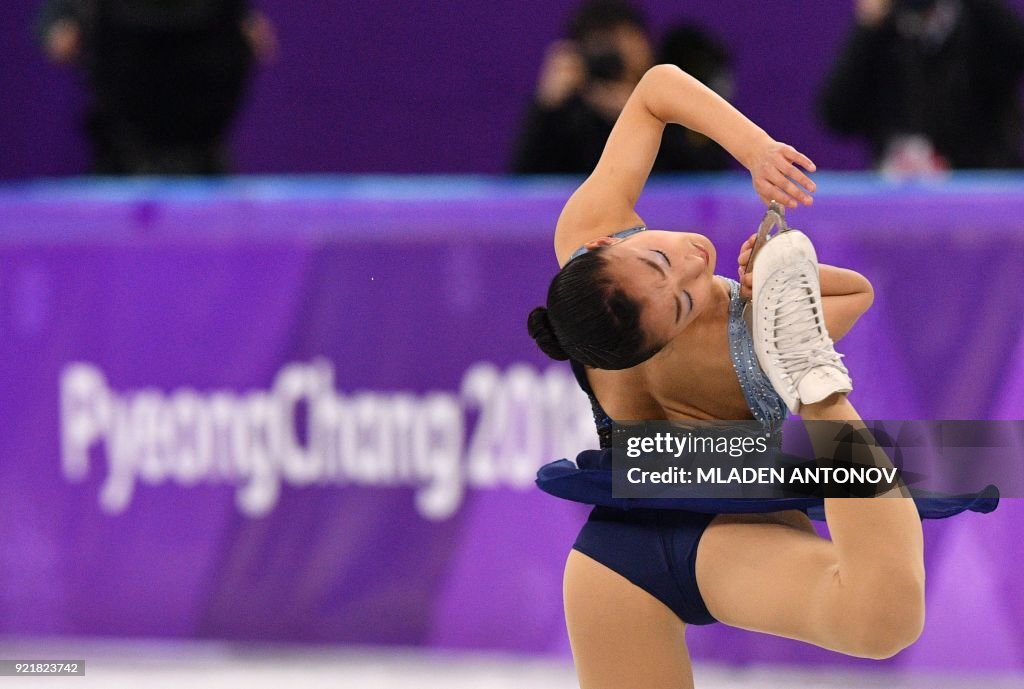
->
{"left": 555, "top": 64, "right": 817, "bottom": 265}
{"left": 817, "top": 266, "right": 874, "bottom": 340}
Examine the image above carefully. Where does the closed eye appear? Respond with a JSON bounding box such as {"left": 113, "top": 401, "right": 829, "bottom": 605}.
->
{"left": 648, "top": 249, "right": 692, "bottom": 322}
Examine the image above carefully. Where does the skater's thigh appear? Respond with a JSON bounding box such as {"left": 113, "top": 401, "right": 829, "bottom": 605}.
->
{"left": 564, "top": 549, "right": 694, "bottom": 689}
{"left": 696, "top": 512, "right": 842, "bottom": 646}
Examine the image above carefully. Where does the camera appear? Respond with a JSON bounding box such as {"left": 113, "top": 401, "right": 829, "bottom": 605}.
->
{"left": 581, "top": 44, "right": 625, "bottom": 83}
{"left": 894, "top": 0, "right": 940, "bottom": 12}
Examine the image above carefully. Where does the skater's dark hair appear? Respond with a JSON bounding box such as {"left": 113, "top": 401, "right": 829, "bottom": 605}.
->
{"left": 528, "top": 248, "right": 661, "bottom": 370}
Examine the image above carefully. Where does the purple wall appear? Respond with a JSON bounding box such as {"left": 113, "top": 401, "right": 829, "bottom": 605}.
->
{"left": 1, "top": 175, "right": 1023, "bottom": 669}
{"left": 4, "top": 0, "right": 1024, "bottom": 177}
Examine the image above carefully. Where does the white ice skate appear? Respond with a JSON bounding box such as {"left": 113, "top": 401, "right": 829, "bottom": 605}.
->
{"left": 750, "top": 202, "right": 852, "bottom": 413}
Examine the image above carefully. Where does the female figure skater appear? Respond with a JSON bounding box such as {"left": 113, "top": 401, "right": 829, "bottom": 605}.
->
{"left": 528, "top": 64, "right": 993, "bottom": 689}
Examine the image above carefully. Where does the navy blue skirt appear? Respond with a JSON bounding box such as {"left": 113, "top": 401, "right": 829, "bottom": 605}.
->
{"left": 536, "top": 448, "right": 999, "bottom": 521}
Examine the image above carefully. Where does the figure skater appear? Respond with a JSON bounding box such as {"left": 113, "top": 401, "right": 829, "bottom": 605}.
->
{"left": 528, "top": 64, "right": 996, "bottom": 689}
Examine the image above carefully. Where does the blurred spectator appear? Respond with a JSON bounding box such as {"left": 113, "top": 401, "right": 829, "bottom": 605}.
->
{"left": 654, "top": 23, "right": 733, "bottom": 171}
{"left": 818, "top": 0, "right": 1024, "bottom": 172}
{"left": 511, "top": 2, "right": 736, "bottom": 174}
{"left": 511, "top": 0, "right": 652, "bottom": 174}
{"left": 39, "top": 0, "right": 277, "bottom": 175}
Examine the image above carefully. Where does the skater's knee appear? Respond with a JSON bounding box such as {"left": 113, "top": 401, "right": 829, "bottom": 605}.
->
{"left": 830, "top": 572, "right": 925, "bottom": 659}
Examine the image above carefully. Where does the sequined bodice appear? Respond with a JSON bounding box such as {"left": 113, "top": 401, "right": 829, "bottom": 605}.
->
{"left": 722, "top": 276, "right": 788, "bottom": 434}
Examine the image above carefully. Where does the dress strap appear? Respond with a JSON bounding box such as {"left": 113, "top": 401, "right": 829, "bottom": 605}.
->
{"left": 568, "top": 225, "right": 647, "bottom": 262}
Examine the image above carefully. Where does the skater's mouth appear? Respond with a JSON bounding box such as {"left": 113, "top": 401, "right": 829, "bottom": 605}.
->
{"left": 692, "top": 243, "right": 710, "bottom": 264}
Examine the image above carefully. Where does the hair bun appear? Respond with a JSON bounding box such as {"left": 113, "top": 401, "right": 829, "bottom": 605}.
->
{"left": 527, "top": 306, "right": 570, "bottom": 361}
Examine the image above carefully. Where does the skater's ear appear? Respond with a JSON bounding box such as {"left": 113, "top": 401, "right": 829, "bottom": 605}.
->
{"left": 581, "top": 236, "right": 623, "bottom": 252}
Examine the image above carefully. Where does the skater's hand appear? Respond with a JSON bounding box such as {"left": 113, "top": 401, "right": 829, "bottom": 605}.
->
{"left": 746, "top": 140, "right": 816, "bottom": 209}
{"left": 737, "top": 232, "right": 756, "bottom": 299}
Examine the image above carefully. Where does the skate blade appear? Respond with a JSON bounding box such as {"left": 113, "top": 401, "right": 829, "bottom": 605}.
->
{"left": 747, "top": 200, "right": 798, "bottom": 272}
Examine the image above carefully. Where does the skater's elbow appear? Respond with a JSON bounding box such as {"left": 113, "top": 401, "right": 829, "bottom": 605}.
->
{"left": 853, "top": 275, "right": 874, "bottom": 315}
{"left": 822, "top": 274, "right": 874, "bottom": 341}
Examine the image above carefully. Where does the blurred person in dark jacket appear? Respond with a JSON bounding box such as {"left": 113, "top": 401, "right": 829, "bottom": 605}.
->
{"left": 512, "top": 1, "right": 734, "bottom": 174}
{"left": 654, "top": 23, "right": 733, "bottom": 172}
{"left": 40, "top": 0, "right": 276, "bottom": 175}
{"left": 818, "top": 0, "right": 1024, "bottom": 173}
{"left": 511, "top": 0, "right": 653, "bottom": 174}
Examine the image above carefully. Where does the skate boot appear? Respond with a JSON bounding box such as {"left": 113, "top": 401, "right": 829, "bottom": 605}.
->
{"left": 751, "top": 203, "right": 852, "bottom": 413}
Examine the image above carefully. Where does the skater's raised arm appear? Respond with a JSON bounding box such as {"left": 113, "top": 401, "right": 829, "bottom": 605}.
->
{"left": 556, "top": 64, "right": 818, "bottom": 265}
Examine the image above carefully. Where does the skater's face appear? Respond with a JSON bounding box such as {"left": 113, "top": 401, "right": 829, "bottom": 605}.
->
{"left": 585, "top": 230, "right": 718, "bottom": 344}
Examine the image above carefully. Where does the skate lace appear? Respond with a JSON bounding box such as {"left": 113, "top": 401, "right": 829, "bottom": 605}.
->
{"left": 766, "top": 267, "right": 845, "bottom": 384}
